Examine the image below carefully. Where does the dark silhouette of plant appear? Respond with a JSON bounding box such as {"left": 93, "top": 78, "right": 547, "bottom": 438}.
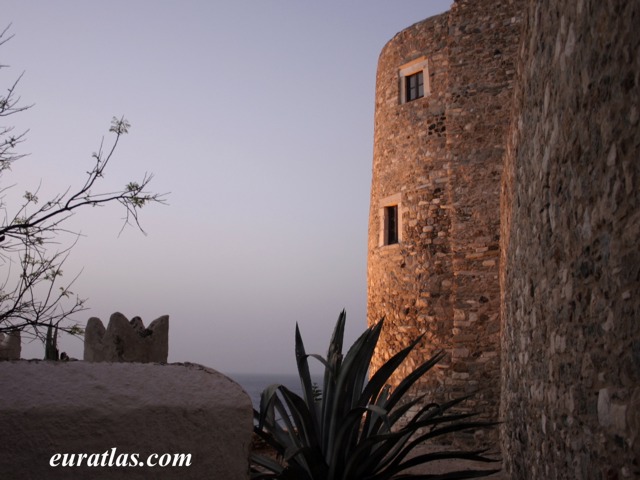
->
{"left": 251, "top": 311, "right": 500, "bottom": 479}
{"left": 0, "top": 25, "right": 166, "bottom": 348}
{"left": 44, "top": 321, "right": 58, "bottom": 360}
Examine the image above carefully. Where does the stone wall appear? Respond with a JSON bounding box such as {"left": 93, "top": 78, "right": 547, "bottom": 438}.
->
{"left": 84, "top": 312, "right": 169, "bottom": 363}
{"left": 368, "top": 9, "right": 451, "bottom": 399}
{"left": 444, "top": 0, "right": 523, "bottom": 439}
{"left": 500, "top": 0, "right": 640, "bottom": 478}
{"left": 0, "top": 361, "right": 252, "bottom": 479}
{"left": 367, "top": 0, "right": 523, "bottom": 444}
{"left": 0, "top": 330, "right": 20, "bottom": 360}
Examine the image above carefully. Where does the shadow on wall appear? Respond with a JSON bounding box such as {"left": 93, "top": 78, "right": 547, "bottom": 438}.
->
{"left": 500, "top": 0, "right": 640, "bottom": 478}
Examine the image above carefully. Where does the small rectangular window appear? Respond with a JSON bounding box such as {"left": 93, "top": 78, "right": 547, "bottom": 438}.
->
{"left": 378, "top": 193, "right": 402, "bottom": 248}
{"left": 405, "top": 72, "right": 424, "bottom": 102}
{"left": 399, "top": 57, "right": 429, "bottom": 105}
{"left": 385, "top": 205, "right": 398, "bottom": 245}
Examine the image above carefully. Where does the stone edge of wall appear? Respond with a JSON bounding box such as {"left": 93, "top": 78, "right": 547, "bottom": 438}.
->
{"left": 0, "top": 360, "right": 253, "bottom": 479}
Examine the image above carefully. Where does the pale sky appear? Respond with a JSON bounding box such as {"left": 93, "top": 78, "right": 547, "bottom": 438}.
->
{"left": 4, "top": 1, "right": 451, "bottom": 374}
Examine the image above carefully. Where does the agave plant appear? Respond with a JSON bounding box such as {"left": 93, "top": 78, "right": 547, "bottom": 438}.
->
{"left": 251, "top": 311, "right": 500, "bottom": 479}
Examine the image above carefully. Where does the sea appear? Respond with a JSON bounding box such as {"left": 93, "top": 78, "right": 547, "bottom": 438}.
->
{"left": 228, "top": 373, "right": 323, "bottom": 409}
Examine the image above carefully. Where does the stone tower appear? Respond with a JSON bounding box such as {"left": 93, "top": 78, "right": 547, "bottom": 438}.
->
{"left": 367, "top": 0, "right": 523, "bottom": 439}
{"left": 369, "top": 0, "right": 639, "bottom": 474}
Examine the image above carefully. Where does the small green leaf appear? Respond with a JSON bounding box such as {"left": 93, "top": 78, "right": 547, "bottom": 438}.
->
{"left": 109, "top": 116, "right": 131, "bottom": 134}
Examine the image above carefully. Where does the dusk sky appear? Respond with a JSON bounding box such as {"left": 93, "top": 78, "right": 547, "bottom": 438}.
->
{"left": 5, "top": 1, "right": 451, "bottom": 374}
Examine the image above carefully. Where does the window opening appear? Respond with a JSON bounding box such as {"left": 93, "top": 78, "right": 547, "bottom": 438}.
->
{"left": 406, "top": 72, "right": 424, "bottom": 102}
{"left": 398, "top": 56, "right": 429, "bottom": 105}
{"left": 385, "top": 205, "right": 399, "bottom": 245}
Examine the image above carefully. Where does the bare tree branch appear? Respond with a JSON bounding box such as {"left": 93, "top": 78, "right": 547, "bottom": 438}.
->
{"left": 0, "top": 25, "right": 167, "bottom": 348}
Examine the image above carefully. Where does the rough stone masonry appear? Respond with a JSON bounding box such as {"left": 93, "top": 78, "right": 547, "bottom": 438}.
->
{"left": 500, "top": 0, "right": 640, "bottom": 478}
{"left": 369, "top": 1, "right": 639, "bottom": 477}
{"left": 368, "top": 0, "right": 524, "bottom": 445}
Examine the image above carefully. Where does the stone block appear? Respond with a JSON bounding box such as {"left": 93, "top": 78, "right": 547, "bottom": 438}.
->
{"left": 452, "top": 348, "right": 470, "bottom": 358}
{"left": 597, "top": 388, "right": 627, "bottom": 433}
{"left": 0, "top": 361, "right": 252, "bottom": 479}
{"left": 84, "top": 312, "right": 168, "bottom": 363}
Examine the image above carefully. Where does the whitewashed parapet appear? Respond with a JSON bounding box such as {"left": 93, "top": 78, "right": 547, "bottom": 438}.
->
{"left": 0, "top": 331, "right": 20, "bottom": 360}
{"left": 84, "top": 312, "right": 169, "bottom": 363}
{"left": 0, "top": 361, "right": 252, "bottom": 479}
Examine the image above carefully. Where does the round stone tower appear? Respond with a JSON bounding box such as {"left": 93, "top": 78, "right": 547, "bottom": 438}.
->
{"left": 367, "top": 0, "right": 523, "bottom": 442}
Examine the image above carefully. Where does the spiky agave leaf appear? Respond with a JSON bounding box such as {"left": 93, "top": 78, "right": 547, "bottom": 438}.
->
{"left": 344, "top": 413, "right": 499, "bottom": 480}
{"left": 255, "top": 385, "right": 313, "bottom": 465}
{"left": 250, "top": 312, "right": 500, "bottom": 480}
{"left": 320, "top": 310, "right": 347, "bottom": 454}
{"left": 359, "top": 330, "right": 426, "bottom": 408}
{"left": 390, "top": 468, "right": 502, "bottom": 480}
{"left": 347, "top": 396, "right": 429, "bottom": 475}
{"left": 372, "top": 419, "right": 499, "bottom": 479}
{"left": 249, "top": 452, "right": 284, "bottom": 479}
{"left": 348, "top": 391, "right": 498, "bottom": 478}
{"left": 389, "top": 448, "right": 500, "bottom": 476}
{"left": 384, "top": 350, "right": 447, "bottom": 415}
{"left": 253, "top": 387, "right": 319, "bottom": 479}
{"left": 276, "top": 387, "right": 322, "bottom": 465}
{"left": 358, "top": 334, "right": 429, "bottom": 443}
{"left": 295, "top": 323, "right": 320, "bottom": 432}
{"left": 324, "top": 319, "right": 384, "bottom": 473}
{"left": 257, "top": 385, "right": 297, "bottom": 451}
{"left": 340, "top": 348, "right": 442, "bottom": 474}
{"left": 340, "top": 318, "right": 383, "bottom": 409}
